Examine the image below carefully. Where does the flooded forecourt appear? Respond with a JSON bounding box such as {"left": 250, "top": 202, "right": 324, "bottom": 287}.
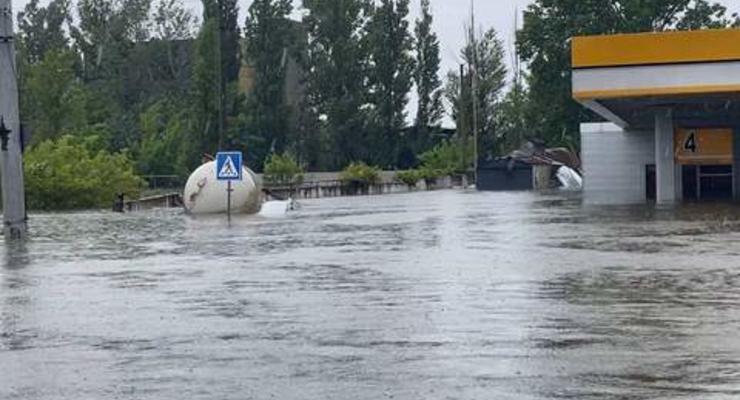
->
{"left": 2, "top": 189, "right": 740, "bottom": 399}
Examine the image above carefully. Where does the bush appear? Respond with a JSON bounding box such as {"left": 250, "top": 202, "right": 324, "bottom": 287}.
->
{"left": 263, "top": 152, "right": 305, "bottom": 186}
{"left": 340, "top": 162, "right": 381, "bottom": 185}
{"left": 396, "top": 170, "right": 421, "bottom": 186}
{"left": 418, "top": 167, "right": 442, "bottom": 181}
{"left": 418, "top": 140, "right": 471, "bottom": 177}
{"left": 24, "top": 135, "right": 145, "bottom": 210}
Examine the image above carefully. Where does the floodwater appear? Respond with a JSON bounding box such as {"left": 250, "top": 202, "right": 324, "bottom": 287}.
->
{"left": 3, "top": 190, "right": 740, "bottom": 399}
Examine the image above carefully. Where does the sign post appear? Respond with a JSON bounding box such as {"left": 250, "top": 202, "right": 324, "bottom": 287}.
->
{"left": 216, "top": 151, "right": 243, "bottom": 221}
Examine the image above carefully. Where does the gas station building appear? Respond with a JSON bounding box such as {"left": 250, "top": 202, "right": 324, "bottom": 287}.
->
{"left": 573, "top": 29, "right": 740, "bottom": 204}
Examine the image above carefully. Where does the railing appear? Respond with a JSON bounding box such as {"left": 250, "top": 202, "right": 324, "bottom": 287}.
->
{"left": 142, "top": 175, "right": 183, "bottom": 190}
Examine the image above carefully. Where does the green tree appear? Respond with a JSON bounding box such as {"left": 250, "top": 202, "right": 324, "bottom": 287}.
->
{"left": 302, "top": 0, "right": 373, "bottom": 169}
{"left": 188, "top": 0, "right": 241, "bottom": 167}
{"left": 418, "top": 139, "right": 471, "bottom": 176}
{"left": 367, "top": 0, "right": 414, "bottom": 167}
{"left": 188, "top": 18, "right": 220, "bottom": 168}
{"left": 340, "top": 162, "right": 381, "bottom": 184}
{"left": 413, "top": 0, "right": 443, "bottom": 133}
{"left": 244, "top": 0, "right": 295, "bottom": 168}
{"left": 153, "top": 0, "right": 197, "bottom": 40}
{"left": 496, "top": 79, "right": 531, "bottom": 154}
{"left": 517, "top": 0, "right": 732, "bottom": 148}
{"left": 69, "top": 0, "right": 152, "bottom": 151}
{"left": 23, "top": 50, "right": 88, "bottom": 143}
{"left": 16, "top": 0, "right": 72, "bottom": 64}
{"left": 136, "top": 99, "right": 188, "bottom": 176}
{"left": 203, "top": 0, "right": 241, "bottom": 84}
{"left": 72, "top": 0, "right": 151, "bottom": 82}
{"left": 263, "top": 152, "right": 305, "bottom": 186}
{"left": 446, "top": 27, "right": 507, "bottom": 159}
{"left": 24, "top": 135, "right": 144, "bottom": 210}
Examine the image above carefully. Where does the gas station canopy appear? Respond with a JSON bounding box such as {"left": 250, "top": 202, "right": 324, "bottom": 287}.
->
{"left": 572, "top": 29, "right": 740, "bottom": 129}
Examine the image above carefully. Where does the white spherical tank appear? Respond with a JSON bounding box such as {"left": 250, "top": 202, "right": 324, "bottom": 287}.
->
{"left": 183, "top": 161, "right": 262, "bottom": 215}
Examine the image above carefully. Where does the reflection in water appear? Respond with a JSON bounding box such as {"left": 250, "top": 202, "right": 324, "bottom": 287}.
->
{"left": 2, "top": 191, "right": 740, "bottom": 399}
{"left": 1, "top": 239, "right": 33, "bottom": 354}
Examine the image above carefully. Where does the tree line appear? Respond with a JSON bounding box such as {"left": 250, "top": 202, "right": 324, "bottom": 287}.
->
{"left": 14, "top": 0, "right": 738, "bottom": 208}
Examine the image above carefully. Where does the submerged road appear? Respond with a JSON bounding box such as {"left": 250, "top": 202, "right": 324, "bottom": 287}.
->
{"left": 2, "top": 190, "right": 740, "bottom": 399}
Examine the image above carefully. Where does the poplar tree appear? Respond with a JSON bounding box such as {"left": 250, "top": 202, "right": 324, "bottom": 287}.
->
{"left": 244, "top": 0, "right": 294, "bottom": 167}
{"left": 366, "top": 0, "right": 415, "bottom": 167}
{"left": 17, "top": 0, "right": 72, "bottom": 64}
{"left": 190, "top": 0, "right": 240, "bottom": 164}
{"left": 413, "top": 0, "right": 442, "bottom": 133}
{"left": 445, "top": 27, "right": 507, "bottom": 159}
{"left": 302, "top": 0, "right": 373, "bottom": 169}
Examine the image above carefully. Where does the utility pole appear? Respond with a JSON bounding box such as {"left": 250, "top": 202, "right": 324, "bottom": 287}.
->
{"left": 470, "top": 0, "right": 479, "bottom": 188}
{"left": 215, "top": 1, "right": 224, "bottom": 151}
{"left": 459, "top": 63, "right": 467, "bottom": 172}
{"left": 0, "top": 0, "right": 27, "bottom": 240}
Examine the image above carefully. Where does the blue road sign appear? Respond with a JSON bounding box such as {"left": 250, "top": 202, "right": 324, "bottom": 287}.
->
{"left": 216, "top": 151, "right": 243, "bottom": 181}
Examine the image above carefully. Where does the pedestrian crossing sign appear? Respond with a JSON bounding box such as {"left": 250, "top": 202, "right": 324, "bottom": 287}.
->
{"left": 216, "top": 151, "right": 243, "bottom": 181}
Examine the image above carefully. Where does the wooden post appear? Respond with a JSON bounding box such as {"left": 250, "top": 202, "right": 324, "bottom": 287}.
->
{"left": 0, "top": 0, "right": 27, "bottom": 240}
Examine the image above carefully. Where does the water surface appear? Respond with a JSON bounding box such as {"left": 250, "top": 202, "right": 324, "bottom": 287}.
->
{"left": 3, "top": 190, "right": 740, "bottom": 399}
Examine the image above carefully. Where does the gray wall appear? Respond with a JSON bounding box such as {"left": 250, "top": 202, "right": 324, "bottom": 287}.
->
{"left": 581, "top": 123, "right": 655, "bottom": 205}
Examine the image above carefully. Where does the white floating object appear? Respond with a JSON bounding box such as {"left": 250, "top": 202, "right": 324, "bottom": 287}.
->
{"left": 183, "top": 161, "right": 261, "bottom": 215}
{"left": 258, "top": 199, "right": 295, "bottom": 217}
{"left": 557, "top": 166, "right": 583, "bottom": 191}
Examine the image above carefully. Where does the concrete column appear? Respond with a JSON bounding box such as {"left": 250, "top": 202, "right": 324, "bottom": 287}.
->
{"left": 655, "top": 109, "right": 677, "bottom": 204}
{"left": 733, "top": 128, "right": 740, "bottom": 201}
{"left": 0, "top": 0, "right": 27, "bottom": 239}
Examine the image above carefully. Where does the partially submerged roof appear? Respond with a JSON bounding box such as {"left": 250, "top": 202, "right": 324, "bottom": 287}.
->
{"left": 572, "top": 29, "right": 740, "bottom": 129}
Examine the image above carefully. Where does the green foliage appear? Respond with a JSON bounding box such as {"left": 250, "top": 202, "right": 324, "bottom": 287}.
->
{"left": 189, "top": 0, "right": 242, "bottom": 168}
{"left": 367, "top": 0, "right": 415, "bottom": 167}
{"left": 516, "top": 0, "right": 733, "bottom": 148}
{"left": 24, "top": 135, "right": 144, "bottom": 210}
{"left": 340, "top": 162, "right": 381, "bottom": 185}
{"left": 135, "top": 99, "right": 187, "bottom": 176}
{"left": 22, "top": 0, "right": 733, "bottom": 195}
{"left": 264, "top": 152, "right": 305, "bottom": 186}
{"left": 418, "top": 140, "right": 471, "bottom": 177}
{"left": 496, "top": 80, "right": 531, "bottom": 154}
{"left": 22, "top": 50, "right": 88, "bottom": 143}
{"left": 244, "top": 0, "right": 295, "bottom": 168}
{"left": 72, "top": 0, "right": 152, "bottom": 81}
{"left": 153, "top": 0, "right": 197, "bottom": 40}
{"left": 414, "top": 0, "right": 443, "bottom": 133}
{"left": 302, "top": 0, "right": 373, "bottom": 169}
{"left": 446, "top": 27, "right": 507, "bottom": 159}
{"left": 395, "top": 169, "right": 421, "bottom": 186}
{"left": 397, "top": 139, "right": 469, "bottom": 185}
{"left": 17, "top": 0, "right": 72, "bottom": 64}
{"left": 203, "top": 0, "right": 242, "bottom": 83}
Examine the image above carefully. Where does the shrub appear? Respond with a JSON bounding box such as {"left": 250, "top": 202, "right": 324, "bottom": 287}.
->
{"left": 24, "top": 135, "right": 145, "bottom": 210}
{"left": 418, "top": 140, "right": 471, "bottom": 177}
{"left": 340, "top": 162, "right": 381, "bottom": 185}
{"left": 418, "top": 167, "right": 442, "bottom": 181}
{"left": 396, "top": 170, "right": 421, "bottom": 186}
{"left": 263, "top": 152, "right": 305, "bottom": 186}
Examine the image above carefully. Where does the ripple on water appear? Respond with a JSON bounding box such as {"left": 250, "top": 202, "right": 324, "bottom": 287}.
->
{"left": 3, "top": 191, "right": 740, "bottom": 399}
